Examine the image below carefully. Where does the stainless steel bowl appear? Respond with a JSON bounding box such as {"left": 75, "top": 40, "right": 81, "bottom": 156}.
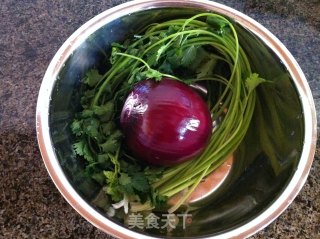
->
{"left": 36, "top": 0, "right": 317, "bottom": 238}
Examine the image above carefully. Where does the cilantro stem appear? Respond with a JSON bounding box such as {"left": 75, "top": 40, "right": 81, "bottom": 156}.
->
{"left": 168, "top": 165, "right": 210, "bottom": 213}
{"left": 92, "top": 58, "right": 131, "bottom": 106}
{"left": 115, "top": 52, "right": 151, "bottom": 70}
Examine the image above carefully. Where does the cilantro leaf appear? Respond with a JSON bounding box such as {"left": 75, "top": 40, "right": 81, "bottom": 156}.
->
{"left": 84, "top": 69, "right": 104, "bottom": 87}
{"left": 97, "top": 153, "right": 110, "bottom": 165}
{"left": 181, "top": 45, "right": 199, "bottom": 67}
{"left": 73, "top": 141, "right": 85, "bottom": 156}
{"left": 104, "top": 170, "right": 117, "bottom": 185}
{"left": 146, "top": 52, "right": 158, "bottom": 67}
{"left": 151, "top": 190, "right": 168, "bottom": 208}
{"left": 158, "top": 60, "right": 173, "bottom": 74}
{"left": 144, "top": 167, "right": 164, "bottom": 183}
{"left": 144, "top": 69, "right": 163, "bottom": 81}
{"left": 146, "top": 44, "right": 164, "bottom": 67}
{"left": 81, "top": 109, "right": 94, "bottom": 118}
{"left": 156, "top": 45, "right": 168, "bottom": 62}
{"left": 197, "top": 57, "right": 217, "bottom": 78}
{"left": 119, "top": 173, "right": 131, "bottom": 185}
{"left": 93, "top": 102, "right": 114, "bottom": 122}
{"left": 99, "top": 130, "right": 122, "bottom": 154}
{"left": 110, "top": 46, "right": 121, "bottom": 64}
{"left": 206, "top": 16, "right": 228, "bottom": 33}
{"left": 82, "top": 118, "right": 100, "bottom": 139}
{"left": 118, "top": 173, "right": 135, "bottom": 195}
{"left": 104, "top": 184, "right": 122, "bottom": 202}
{"left": 166, "top": 48, "right": 182, "bottom": 68}
{"left": 245, "top": 73, "right": 267, "bottom": 94}
{"left": 131, "top": 172, "right": 150, "bottom": 193}
{"left": 93, "top": 102, "right": 114, "bottom": 116}
{"left": 165, "top": 46, "right": 200, "bottom": 70}
{"left": 70, "top": 119, "right": 83, "bottom": 136}
{"left": 100, "top": 121, "right": 116, "bottom": 137}
{"left": 73, "top": 140, "right": 95, "bottom": 163}
{"left": 103, "top": 155, "right": 124, "bottom": 201}
{"left": 80, "top": 89, "right": 95, "bottom": 108}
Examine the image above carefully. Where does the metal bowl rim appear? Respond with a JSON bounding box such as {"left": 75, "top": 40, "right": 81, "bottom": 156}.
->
{"left": 36, "top": 0, "right": 317, "bottom": 238}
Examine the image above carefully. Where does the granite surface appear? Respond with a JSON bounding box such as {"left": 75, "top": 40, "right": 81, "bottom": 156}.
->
{"left": 0, "top": 0, "right": 319, "bottom": 238}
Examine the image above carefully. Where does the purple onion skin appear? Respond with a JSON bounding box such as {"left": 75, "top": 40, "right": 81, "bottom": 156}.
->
{"left": 120, "top": 78, "right": 212, "bottom": 166}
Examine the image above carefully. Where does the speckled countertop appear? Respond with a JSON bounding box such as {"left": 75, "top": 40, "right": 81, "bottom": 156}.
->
{"left": 0, "top": 0, "right": 319, "bottom": 238}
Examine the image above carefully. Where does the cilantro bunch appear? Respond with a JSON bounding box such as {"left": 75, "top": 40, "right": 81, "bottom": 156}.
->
{"left": 71, "top": 13, "right": 266, "bottom": 214}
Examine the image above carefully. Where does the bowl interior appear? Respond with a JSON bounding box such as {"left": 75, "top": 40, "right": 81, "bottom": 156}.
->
{"left": 48, "top": 7, "right": 304, "bottom": 237}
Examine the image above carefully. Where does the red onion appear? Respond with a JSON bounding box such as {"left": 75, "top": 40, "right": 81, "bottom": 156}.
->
{"left": 120, "top": 78, "right": 212, "bottom": 166}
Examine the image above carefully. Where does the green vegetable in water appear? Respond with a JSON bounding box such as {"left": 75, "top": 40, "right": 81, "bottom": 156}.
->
{"left": 71, "top": 13, "right": 266, "bottom": 214}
